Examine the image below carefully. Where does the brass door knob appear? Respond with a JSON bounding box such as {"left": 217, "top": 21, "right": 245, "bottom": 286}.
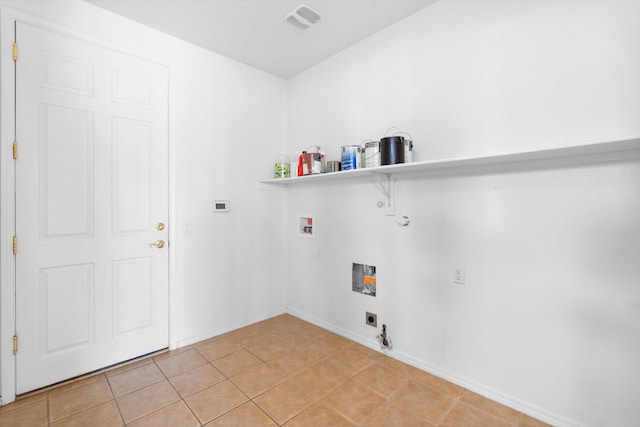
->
{"left": 148, "top": 240, "right": 165, "bottom": 249}
{"left": 156, "top": 222, "right": 165, "bottom": 231}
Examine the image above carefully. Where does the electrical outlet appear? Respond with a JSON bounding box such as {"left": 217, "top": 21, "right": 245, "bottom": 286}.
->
{"left": 366, "top": 312, "right": 377, "bottom": 327}
{"left": 454, "top": 267, "right": 465, "bottom": 284}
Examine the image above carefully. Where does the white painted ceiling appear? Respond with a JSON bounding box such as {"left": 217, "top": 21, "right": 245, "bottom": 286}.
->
{"left": 83, "top": 0, "right": 436, "bottom": 78}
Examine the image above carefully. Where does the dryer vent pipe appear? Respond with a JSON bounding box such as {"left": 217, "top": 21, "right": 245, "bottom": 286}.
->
{"left": 377, "top": 324, "right": 392, "bottom": 350}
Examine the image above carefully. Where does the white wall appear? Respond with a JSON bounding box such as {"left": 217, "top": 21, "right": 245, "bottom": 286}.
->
{"left": 0, "top": 0, "right": 287, "bottom": 364}
{"left": 2, "top": 1, "right": 639, "bottom": 425}
{"left": 286, "top": 1, "right": 640, "bottom": 426}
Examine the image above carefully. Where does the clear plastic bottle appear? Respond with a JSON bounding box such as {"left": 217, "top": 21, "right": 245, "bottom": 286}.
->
{"left": 274, "top": 152, "right": 290, "bottom": 179}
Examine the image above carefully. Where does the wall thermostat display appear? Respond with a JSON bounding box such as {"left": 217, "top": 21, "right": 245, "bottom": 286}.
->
{"left": 213, "top": 200, "right": 230, "bottom": 212}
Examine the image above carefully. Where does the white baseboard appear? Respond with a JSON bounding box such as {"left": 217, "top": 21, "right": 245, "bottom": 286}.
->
{"left": 172, "top": 305, "right": 581, "bottom": 427}
{"left": 286, "top": 307, "right": 578, "bottom": 427}
{"left": 175, "top": 306, "right": 287, "bottom": 348}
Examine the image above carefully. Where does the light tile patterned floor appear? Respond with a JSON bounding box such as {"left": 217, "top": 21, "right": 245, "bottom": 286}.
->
{"left": 0, "top": 314, "right": 553, "bottom": 426}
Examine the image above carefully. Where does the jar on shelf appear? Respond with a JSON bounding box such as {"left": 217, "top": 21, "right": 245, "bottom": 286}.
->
{"left": 274, "top": 153, "right": 291, "bottom": 178}
{"left": 274, "top": 152, "right": 290, "bottom": 178}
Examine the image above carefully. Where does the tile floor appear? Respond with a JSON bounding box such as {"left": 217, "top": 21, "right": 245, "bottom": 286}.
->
{"left": 0, "top": 314, "right": 553, "bottom": 426}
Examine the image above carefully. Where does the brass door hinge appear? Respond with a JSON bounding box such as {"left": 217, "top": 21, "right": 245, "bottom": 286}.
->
{"left": 13, "top": 236, "right": 17, "bottom": 255}
{"left": 13, "top": 141, "right": 17, "bottom": 159}
{"left": 13, "top": 335, "right": 18, "bottom": 354}
{"left": 12, "top": 42, "right": 18, "bottom": 61}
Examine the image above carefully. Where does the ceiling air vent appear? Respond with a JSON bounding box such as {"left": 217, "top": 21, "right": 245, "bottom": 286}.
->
{"left": 284, "top": 4, "right": 322, "bottom": 29}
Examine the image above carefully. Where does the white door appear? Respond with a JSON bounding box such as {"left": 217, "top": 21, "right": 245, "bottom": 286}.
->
{"left": 15, "top": 22, "right": 169, "bottom": 394}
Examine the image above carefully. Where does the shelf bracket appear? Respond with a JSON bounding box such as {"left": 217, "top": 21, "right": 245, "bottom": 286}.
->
{"left": 373, "top": 174, "right": 395, "bottom": 216}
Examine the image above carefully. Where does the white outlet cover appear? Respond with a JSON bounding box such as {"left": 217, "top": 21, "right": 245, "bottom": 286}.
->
{"left": 454, "top": 268, "right": 465, "bottom": 284}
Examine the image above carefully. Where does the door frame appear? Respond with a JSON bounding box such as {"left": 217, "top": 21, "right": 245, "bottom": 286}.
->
{"left": 0, "top": 6, "right": 177, "bottom": 405}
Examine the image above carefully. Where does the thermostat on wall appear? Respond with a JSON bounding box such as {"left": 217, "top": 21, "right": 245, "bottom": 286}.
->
{"left": 213, "top": 200, "right": 230, "bottom": 212}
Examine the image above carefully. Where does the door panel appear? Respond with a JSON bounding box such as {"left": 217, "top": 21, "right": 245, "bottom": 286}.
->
{"left": 113, "top": 117, "right": 153, "bottom": 234}
{"left": 40, "top": 104, "right": 94, "bottom": 238}
{"left": 15, "top": 22, "right": 169, "bottom": 394}
{"left": 40, "top": 264, "right": 95, "bottom": 354}
{"left": 112, "top": 70, "right": 153, "bottom": 108}
{"left": 40, "top": 50, "right": 94, "bottom": 97}
{"left": 113, "top": 257, "right": 153, "bottom": 335}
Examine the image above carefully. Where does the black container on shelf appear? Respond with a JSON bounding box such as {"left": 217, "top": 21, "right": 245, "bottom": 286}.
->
{"left": 380, "top": 136, "right": 405, "bottom": 165}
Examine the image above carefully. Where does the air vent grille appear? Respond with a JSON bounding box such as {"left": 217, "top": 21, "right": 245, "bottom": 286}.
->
{"left": 286, "top": 14, "right": 309, "bottom": 29}
{"left": 284, "top": 4, "right": 322, "bottom": 29}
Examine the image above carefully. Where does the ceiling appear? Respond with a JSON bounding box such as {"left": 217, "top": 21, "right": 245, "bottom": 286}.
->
{"left": 83, "top": 0, "right": 437, "bottom": 78}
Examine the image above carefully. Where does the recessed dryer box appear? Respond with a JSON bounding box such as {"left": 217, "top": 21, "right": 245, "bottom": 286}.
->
{"left": 297, "top": 215, "right": 314, "bottom": 237}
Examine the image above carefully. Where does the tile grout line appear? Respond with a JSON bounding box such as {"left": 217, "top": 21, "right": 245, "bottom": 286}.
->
{"left": 47, "top": 374, "right": 113, "bottom": 425}
{"left": 436, "top": 389, "right": 464, "bottom": 426}
{"left": 152, "top": 355, "right": 205, "bottom": 427}
{"left": 46, "top": 392, "right": 51, "bottom": 427}
{"left": 182, "top": 346, "right": 258, "bottom": 425}
{"left": 248, "top": 390, "right": 281, "bottom": 427}
{"left": 514, "top": 411, "right": 523, "bottom": 426}
{"left": 456, "top": 388, "right": 525, "bottom": 427}
{"left": 236, "top": 329, "right": 335, "bottom": 426}
{"left": 234, "top": 340, "right": 307, "bottom": 427}
{"left": 189, "top": 346, "right": 237, "bottom": 424}
{"left": 356, "top": 371, "right": 413, "bottom": 427}
{"left": 104, "top": 372, "right": 127, "bottom": 427}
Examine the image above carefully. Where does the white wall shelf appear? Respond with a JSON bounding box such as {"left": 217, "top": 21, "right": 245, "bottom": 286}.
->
{"left": 260, "top": 137, "right": 640, "bottom": 185}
